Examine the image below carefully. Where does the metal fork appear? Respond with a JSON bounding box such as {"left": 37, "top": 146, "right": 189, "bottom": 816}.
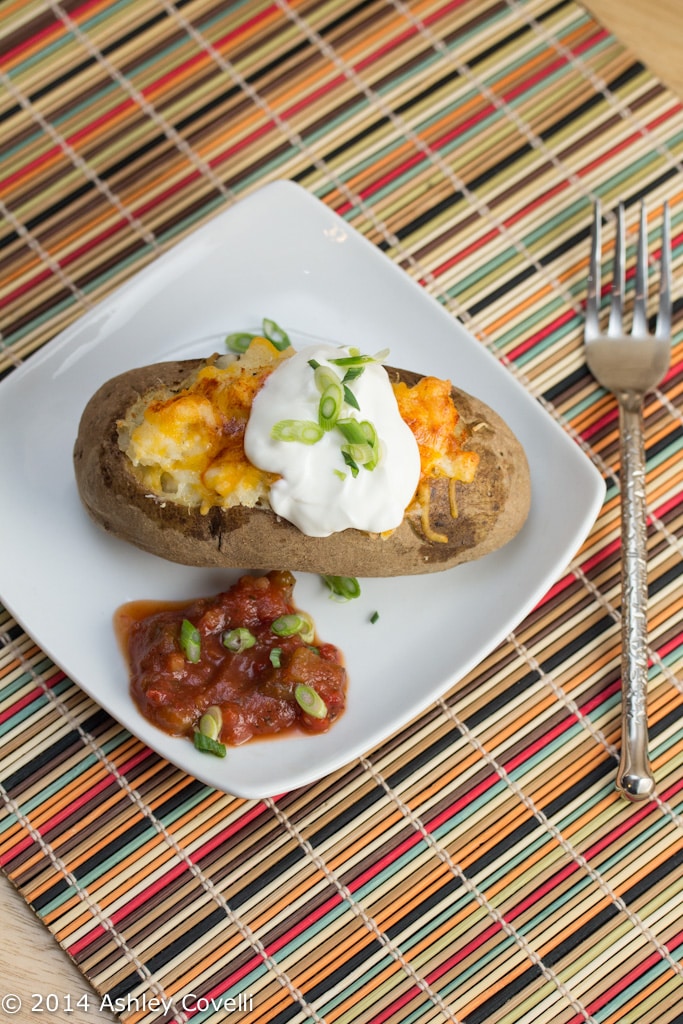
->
{"left": 585, "top": 199, "right": 672, "bottom": 801}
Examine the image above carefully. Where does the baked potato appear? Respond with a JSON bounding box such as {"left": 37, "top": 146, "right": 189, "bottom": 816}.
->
{"left": 73, "top": 334, "right": 531, "bottom": 577}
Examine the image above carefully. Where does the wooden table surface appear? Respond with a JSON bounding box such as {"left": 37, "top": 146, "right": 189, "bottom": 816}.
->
{"left": 2, "top": 2, "right": 682, "bottom": 1021}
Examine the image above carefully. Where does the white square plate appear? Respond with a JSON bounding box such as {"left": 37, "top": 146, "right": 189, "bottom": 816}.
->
{"left": 0, "top": 181, "right": 604, "bottom": 798}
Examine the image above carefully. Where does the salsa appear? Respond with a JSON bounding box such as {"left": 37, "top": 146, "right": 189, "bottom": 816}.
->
{"left": 115, "top": 571, "right": 347, "bottom": 751}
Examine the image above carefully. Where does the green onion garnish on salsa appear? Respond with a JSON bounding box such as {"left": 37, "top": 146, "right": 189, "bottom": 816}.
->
{"left": 180, "top": 619, "right": 201, "bottom": 663}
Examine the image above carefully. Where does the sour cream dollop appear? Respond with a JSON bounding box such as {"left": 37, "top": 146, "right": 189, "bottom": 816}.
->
{"left": 244, "top": 345, "right": 421, "bottom": 537}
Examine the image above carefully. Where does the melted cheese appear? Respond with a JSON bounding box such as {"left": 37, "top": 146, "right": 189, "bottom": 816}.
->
{"left": 121, "top": 336, "right": 480, "bottom": 534}
{"left": 392, "top": 376, "right": 479, "bottom": 485}
{"left": 124, "top": 336, "right": 287, "bottom": 512}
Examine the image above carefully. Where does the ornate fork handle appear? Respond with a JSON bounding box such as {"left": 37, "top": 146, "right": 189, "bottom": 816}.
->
{"left": 586, "top": 199, "right": 671, "bottom": 801}
{"left": 616, "top": 394, "right": 656, "bottom": 799}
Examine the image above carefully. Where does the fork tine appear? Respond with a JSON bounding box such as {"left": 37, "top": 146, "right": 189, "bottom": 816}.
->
{"left": 632, "top": 202, "right": 649, "bottom": 337}
{"left": 585, "top": 199, "right": 601, "bottom": 340}
{"left": 608, "top": 203, "right": 626, "bottom": 336}
{"left": 656, "top": 200, "right": 672, "bottom": 339}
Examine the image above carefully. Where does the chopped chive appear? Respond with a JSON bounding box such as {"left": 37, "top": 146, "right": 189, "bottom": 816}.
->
{"left": 269, "top": 647, "right": 282, "bottom": 668}
{"left": 272, "top": 419, "right": 324, "bottom": 444}
{"left": 323, "top": 575, "right": 361, "bottom": 600}
{"left": 180, "top": 619, "right": 201, "bottom": 663}
{"left": 225, "top": 331, "right": 254, "bottom": 353}
{"left": 262, "top": 317, "right": 291, "bottom": 350}
{"left": 294, "top": 683, "right": 328, "bottom": 719}
{"left": 193, "top": 731, "right": 227, "bottom": 757}
{"left": 222, "top": 627, "right": 256, "bottom": 652}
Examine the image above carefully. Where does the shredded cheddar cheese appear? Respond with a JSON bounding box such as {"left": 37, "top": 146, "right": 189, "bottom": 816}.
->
{"left": 392, "top": 376, "right": 479, "bottom": 484}
{"left": 392, "top": 375, "right": 480, "bottom": 541}
{"left": 123, "top": 336, "right": 288, "bottom": 513}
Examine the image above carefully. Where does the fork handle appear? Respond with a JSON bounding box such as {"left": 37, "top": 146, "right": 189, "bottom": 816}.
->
{"left": 616, "top": 396, "right": 656, "bottom": 800}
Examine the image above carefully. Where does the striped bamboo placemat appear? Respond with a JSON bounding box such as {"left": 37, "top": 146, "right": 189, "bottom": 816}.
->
{"left": 1, "top": 1, "right": 683, "bottom": 1022}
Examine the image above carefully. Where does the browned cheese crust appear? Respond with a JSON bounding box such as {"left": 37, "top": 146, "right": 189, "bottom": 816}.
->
{"left": 73, "top": 359, "right": 531, "bottom": 577}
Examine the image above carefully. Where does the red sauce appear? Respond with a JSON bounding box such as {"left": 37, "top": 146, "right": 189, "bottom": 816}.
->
{"left": 115, "top": 570, "right": 347, "bottom": 747}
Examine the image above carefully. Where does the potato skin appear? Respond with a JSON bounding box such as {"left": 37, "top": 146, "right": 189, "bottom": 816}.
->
{"left": 73, "top": 359, "right": 531, "bottom": 577}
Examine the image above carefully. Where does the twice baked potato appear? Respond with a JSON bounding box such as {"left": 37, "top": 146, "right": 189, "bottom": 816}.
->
{"left": 73, "top": 334, "right": 531, "bottom": 577}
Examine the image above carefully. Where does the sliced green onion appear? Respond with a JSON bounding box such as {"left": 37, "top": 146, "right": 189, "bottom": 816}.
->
{"left": 370, "top": 610, "right": 380, "bottom": 624}
{"left": 262, "top": 317, "right": 291, "bottom": 350}
{"left": 329, "top": 347, "right": 389, "bottom": 367}
{"left": 194, "top": 705, "right": 226, "bottom": 755}
{"left": 338, "top": 419, "right": 380, "bottom": 470}
{"left": 198, "top": 705, "right": 222, "bottom": 740}
{"left": 271, "top": 614, "right": 304, "bottom": 637}
{"left": 180, "top": 619, "right": 201, "bottom": 663}
{"left": 222, "top": 627, "right": 256, "bottom": 652}
{"left": 318, "top": 382, "right": 344, "bottom": 431}
{"left": 313, "top": 364, "right": 341, "bottom": 393}
{"left": 342, "top": 366, "right": 365, "bottom": 383}
{"left": 294, "top": 683, "right": 328, "bottom": 719}
{"left": 342, "top": 450, "right": 359, "bottom": 477}
{"left": 359, "top": 420, "right": 381, "bottom": 469}
{"left": 329, "top": 353, "right": 376, "bottom": 367}
{"left": 193, "top": 731, "right": 227, "bottom": 757}
{"left": 297, "top": 615, "right": 315, "bottom": 644}
{"left": 359, "top": 420, "right": 378, "bottom": 447}
{"left": 271, "top": 613, "right": 314, "bottom": 644}
{"left": 333, "top": 468, "right": 347, "bottom": 481}
{"left": 269, "top": 647, "right": 282, "bottom": 668}
{"left": 323, "top": 575, "right": 361, "bottom": 600}
{"left": 272, "top": 419, "right": 324, "bottom": 444}
{"left": 308, "top": 358, "right": 321, "bottom": 370}
{"left": 225, "top": 332, "right": 254, "bottom": 353}
{"left": 336, "top": 417, "right": 367, "bottom": 445}
{"left": 342, "top": 384, "right": 360, "bottom": 411}
{"left": 341, "top": 442, "right": 375, "bottom": 467}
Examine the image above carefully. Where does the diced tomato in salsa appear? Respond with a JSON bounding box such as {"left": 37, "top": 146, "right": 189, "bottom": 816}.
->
{"left": 117, "top": 571, "right": 347, "bottom": 747}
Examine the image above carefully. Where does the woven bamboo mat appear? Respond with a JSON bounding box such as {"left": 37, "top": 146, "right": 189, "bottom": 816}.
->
{"left": 1, "top": 1, "right": 683, "bottom": 1022}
